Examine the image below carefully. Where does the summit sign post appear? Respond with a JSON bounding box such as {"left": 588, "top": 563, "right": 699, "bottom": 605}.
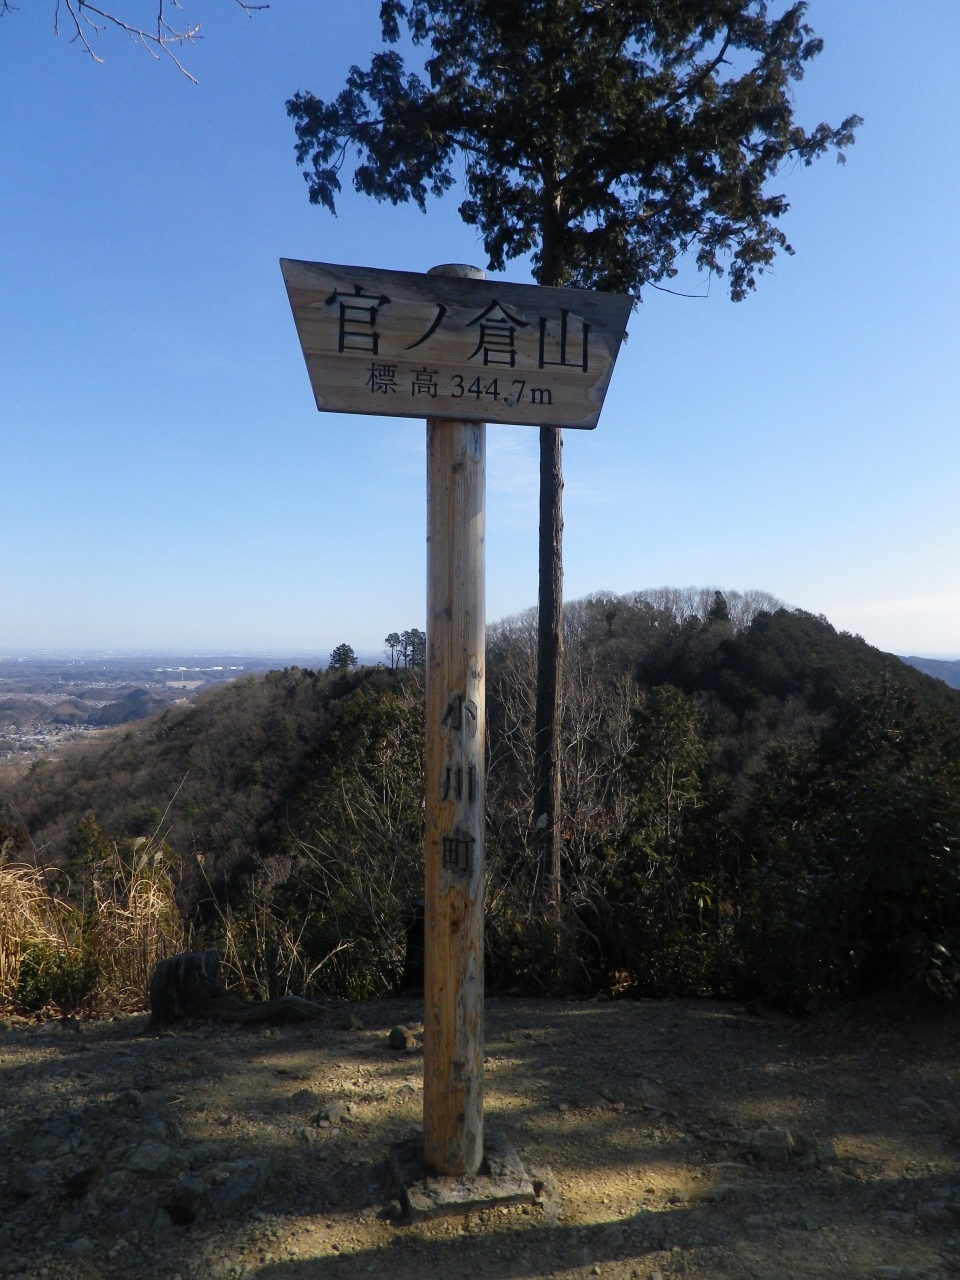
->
{"left": 282, "top": 258, "right": 631, "bottom": 1186}
{"left": 280, "top": 259, "right": 631, "bottom": 431}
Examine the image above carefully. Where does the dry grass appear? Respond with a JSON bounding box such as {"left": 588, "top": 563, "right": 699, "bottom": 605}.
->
{"left": 0, "top": 834, "right": 185, "bottom": 1012}
{"left": 0, "top": 842, "right": 59, "bottom": 1001}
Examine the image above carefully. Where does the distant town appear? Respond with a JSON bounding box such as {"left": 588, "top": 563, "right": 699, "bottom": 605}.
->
{"left": 0, "top": 654, "right": 335, "bottom": 770}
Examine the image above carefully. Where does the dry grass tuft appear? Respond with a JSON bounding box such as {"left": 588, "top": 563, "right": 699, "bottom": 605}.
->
{"left": 0, "top": 835, "right": 185, "bottom": 1012}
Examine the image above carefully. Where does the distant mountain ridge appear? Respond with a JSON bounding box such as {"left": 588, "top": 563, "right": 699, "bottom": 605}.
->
{"left": 903, "top": 656, "right": 960, "bottom": 690}
{"left": 2, "top": 594, "right": 957, "bottom": 907}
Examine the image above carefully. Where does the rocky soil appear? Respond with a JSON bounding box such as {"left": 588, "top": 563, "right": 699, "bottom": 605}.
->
{"left": 1, "top": 994, "right": 958, "bottom": 1280}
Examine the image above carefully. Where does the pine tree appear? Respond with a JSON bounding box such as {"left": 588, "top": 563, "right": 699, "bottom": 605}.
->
{"left": 328, "top": 643, "right": 359, "bottom": 671}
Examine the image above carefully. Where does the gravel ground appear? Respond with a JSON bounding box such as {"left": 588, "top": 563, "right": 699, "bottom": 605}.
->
{"left": 1, "top": 994, "right": 958, "bottom": 1280}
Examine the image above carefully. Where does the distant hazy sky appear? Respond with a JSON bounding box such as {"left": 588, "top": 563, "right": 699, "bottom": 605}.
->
{"left": 1, "top": 2, "right": 958, "bottom": 657}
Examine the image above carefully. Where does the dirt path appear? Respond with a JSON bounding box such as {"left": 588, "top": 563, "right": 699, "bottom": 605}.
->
{"left": 1, "top": 995, "right": 957, "bottom": 1280}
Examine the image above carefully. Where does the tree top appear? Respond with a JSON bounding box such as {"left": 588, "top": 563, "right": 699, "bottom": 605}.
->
{"left": 288, "top": 1, "right": 861, "bottom": 297}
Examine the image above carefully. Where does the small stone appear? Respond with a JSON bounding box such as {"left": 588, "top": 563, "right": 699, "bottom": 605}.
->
{"left": 875, "top": 1269, "right": 902, "bottom": 1280}
{"left": 880, "top": 1211, "right": 916, "bottom": 1229}
{"left": 528, "top": 1163, "right": 558, "bottom": 1204}
{"left": 340, "top": 1013, "right": 363, "bottom": 1031}
{"left": 389, "top": 1025, "right": 418, "bottom": 1051}
{"left": 750, "top": 1128, "right": 793, "bottom": 1163}
{"left": 650, "top": 1272, "right": 664, "bottom": 1280}
{"left": 68, "top": 1237, "right": 94, "bottom": 1256}
{"left": 166, "top": 1157, "right": 268, "bottom": 1224}
{"left": 791, "top": 1133, "right": 816, "bottom": 1157}
{"left": 313, "top": 1101, "right": 347, "bottom": 1126}
{"left": 816, "top": 1141, "right": 837, "bottom": 1165}
{"left": 701, "top": 1183, "right": 740, "bottom": 1204}
{"left": 609, "top": 1079, "right": 667, "bottom": 1110}
{"left": 568, "top": 1087, "right": 604, "bottom": 1110}
{"left": 918, "top": 1201, "right": 952, "bottom": 1222}
{"left": 126, "top": 1141, "right": 173, "bottom": 1173}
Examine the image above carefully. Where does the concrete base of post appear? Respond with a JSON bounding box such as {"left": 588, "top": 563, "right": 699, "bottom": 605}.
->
{"left": 389, "top": 1129, "right": 537, "bottom": 1222}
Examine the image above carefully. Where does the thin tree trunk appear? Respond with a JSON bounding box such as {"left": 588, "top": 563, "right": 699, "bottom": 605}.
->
{"left": 535, "top": 183, "right": 565, "bottom": 905}
{"left": 535, "top": 423, "right": 563, "bottom": 902}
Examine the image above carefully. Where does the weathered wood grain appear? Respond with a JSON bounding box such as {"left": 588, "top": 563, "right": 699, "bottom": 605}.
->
{"left": 280, "top": 258, "right": 633, "bottom": 430}
{"left": 423, "top": 407, "right": 486, "bottom": 1177}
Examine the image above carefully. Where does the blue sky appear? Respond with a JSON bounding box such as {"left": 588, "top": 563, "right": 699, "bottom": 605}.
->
{"left": 1, "top": 2, "right": 958, "bottom": 658}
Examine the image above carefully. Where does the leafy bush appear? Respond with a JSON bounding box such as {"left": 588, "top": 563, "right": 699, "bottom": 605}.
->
{"left": 15, "top": 943, "right": 98, "bottom": 1010}
{"left": 125, "top": 806, "right": 161, "bottom": 838}
{"left": 740, "top": 680, "right": 960, "bottom": 1007}
{"left": 206, "top": 680, "right": 425, "bottom": 1000}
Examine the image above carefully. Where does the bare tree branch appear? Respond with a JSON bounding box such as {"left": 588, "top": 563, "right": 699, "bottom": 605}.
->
{"left": 48, "top": 0, "right": 267, "bottom": 80}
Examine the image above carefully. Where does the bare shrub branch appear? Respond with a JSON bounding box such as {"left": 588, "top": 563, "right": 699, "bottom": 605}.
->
{"left": 51, "top": 0, "right": 268, "bottom": 80}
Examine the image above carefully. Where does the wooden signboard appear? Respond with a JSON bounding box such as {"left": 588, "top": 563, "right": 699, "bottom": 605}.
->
{"left": 280, "top": 257, "right": 631, "bottom": 1191}
{"left": 280, "top": 258, "right": 633, "bottom": 430}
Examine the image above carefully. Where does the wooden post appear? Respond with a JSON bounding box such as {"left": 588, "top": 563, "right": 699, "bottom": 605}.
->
{"left": 423, "top": 262, "right": 486, "bottom": 1177}
{"left": 282, "top": 253, "right": 631, "bottom": 1185}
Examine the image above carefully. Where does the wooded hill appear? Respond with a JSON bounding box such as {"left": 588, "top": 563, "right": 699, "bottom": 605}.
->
{"left": 2, "top": 589, "right": 959, "bottom": 1010}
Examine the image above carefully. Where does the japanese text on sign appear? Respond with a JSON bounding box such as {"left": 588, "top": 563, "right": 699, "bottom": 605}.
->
{"left": 281, "top": 259, "right": 633, "bottom": 430}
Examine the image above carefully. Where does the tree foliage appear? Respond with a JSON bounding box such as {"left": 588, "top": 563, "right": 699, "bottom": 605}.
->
{"left": 625, "top": 684, "right": 708, "bottom": 873}
{"left": 328, "top": 643, "right": 359, "bottom": 670}
{"left": 288, "top": 0, "right": 861, "bottom": 296}
{"left": 206, "top": 681, "right": 425, "bottom": 1000}
{"left": 5, "top": 594, "right": 960, "bottom": 1009}
{"left": 384, "top": 632, "right": 403, "bottom": 668}
{"left": 740, "top": 680, "right": 960, "bottom": 1006}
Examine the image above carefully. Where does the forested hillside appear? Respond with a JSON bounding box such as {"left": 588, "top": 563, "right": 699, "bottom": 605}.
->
{"left": 2, "top": 589, "right": 959, "bottom": 1011}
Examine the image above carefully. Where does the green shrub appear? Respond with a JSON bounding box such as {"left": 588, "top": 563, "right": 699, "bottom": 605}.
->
{"left": 125, "top": 806, "right": 162, "bottom": 838}
{"left": 740, "top": 680, "right": 960, "bottom": 1007}
{"left": 207, "top": 680, "right": 425, "bottom": 1001}
{"left": 15, "top": 942, "right": 98, "bottom": 1010}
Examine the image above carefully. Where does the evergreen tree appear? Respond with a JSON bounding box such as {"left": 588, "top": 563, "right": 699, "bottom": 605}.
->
{"left": 288, "top": 1, "right": 860, "bottom": 899}
{"left": 707, "top": 591, "right": 730, "bottom": 623}
{"left": 384, "top": 632, "right": 402, "bottom": 669}
{"left": 408, "top": 627, "right": 427, "bottom": 669}
{"left": 328, "top": 643, "right": 359, "bottom": 670}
